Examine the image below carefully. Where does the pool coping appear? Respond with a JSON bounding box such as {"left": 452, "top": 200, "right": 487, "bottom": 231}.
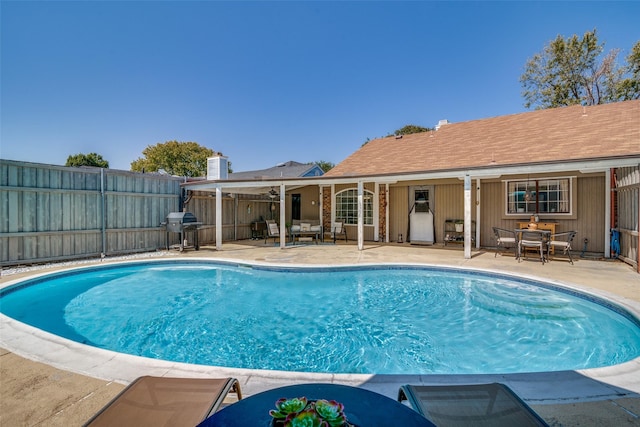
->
{"left": 2, "top": 257, "right": 639, "bottom": 404}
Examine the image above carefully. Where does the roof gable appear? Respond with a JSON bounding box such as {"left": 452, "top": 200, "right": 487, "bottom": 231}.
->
{"left": 229, "top": 161, "right": 323, "bottom": 179}
{"left": 325, "top": 100, "right": 640, "bottom": 177}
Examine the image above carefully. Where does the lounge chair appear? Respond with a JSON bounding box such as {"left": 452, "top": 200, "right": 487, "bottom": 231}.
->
{"left": 264, "top": 219, "right": 281, "bottom": 244}
{"left": 326, "top": 221, "right": 347, "bottom": 243}
{"left": 547, "top": 231, "right": 577, "bottom": 264}
{"left": 398, "top": 383, "right": 549, "bottom": 427}
{"left": 84, "top": 376, "right": 242, "bottom": 427}
{"left": 492, "top": 227, "right": 517, "bottom": 257}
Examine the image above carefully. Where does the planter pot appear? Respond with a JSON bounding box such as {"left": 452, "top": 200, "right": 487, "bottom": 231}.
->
{"left": 455, "top": 223, "right": 464, "bottom": 232}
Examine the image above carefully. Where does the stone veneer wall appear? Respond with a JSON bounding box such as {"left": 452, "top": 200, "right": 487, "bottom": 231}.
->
{"left": 378, "top": 184, "right": 387, "bottom": 241}
{"left": 322, "top": 189, "right": 332, "bottom": 232}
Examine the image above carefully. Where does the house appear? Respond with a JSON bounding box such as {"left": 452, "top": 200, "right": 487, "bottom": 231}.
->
{"left": 229, "top": 161, "right": 324, "bottom": 180}
{"left": 183, "top": 100, "right": 640, "bottom": 268}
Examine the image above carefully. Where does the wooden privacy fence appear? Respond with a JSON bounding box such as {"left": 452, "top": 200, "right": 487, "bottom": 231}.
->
{"left": 1, "top": 160, "right": 283, "bottom": 267}
{"left": 615, "top": 166, "right": 639, "bottom": 271}
{"left": 1, "top": 160, "right": 183, "bottom": 266}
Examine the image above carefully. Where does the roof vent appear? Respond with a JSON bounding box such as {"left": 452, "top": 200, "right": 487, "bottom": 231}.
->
{"left": 395, "top": 135, "right": 403, "bottom": 139}
{"left": 435, "top": 119, "right": 449, "bottom": 130}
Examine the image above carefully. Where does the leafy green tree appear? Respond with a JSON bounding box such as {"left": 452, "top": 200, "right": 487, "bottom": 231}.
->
{"left": 520, "top": 30, "right": 639, "bottom": 109}
{"left": 394, "top": 124, "right": 432, "bottom": 135}
{"left": 130, "top": 141, "right": 217, "bottom": 177}
{"left": 314, "top": 160, "right": 335, "bottom": 173}
{"left": 65, "top": 152, "right": 109, "bottom": 168}
{"left": 362, "top": 124, "right": 432, "bottom": 146}
{"left": 615, "top": 41, "right": 640, "bottom": 100}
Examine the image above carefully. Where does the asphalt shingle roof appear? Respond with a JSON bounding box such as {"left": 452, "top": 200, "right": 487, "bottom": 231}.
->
{"left": 325, "top": 100, "right": 640, "bottom": 177}
{"left": 229, "top": 161, "right": 319, "bottom": 179}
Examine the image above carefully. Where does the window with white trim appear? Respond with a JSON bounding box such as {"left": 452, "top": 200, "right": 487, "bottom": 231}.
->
{"left": 506, "top": 178, "right": 571, "bottom": 215}
{"left": 336, "top": 189, "right": 373, "bottom": 225}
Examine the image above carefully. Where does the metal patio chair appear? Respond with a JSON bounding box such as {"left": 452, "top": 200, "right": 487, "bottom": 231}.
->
{"left": 547, "top": 231, "right": 577, "bottom": 264}
{"left": 492, "top": 227, "right": 517, "bottom": 258}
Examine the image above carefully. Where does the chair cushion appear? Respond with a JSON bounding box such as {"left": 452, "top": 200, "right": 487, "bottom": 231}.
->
{"left": 300, "top": 223, "right": 311, "bottom": 232}
{"left": 291, "top": 225, "right": 301, "bottom": 232}
{"left": 498, "top": 237, "right": 516, "bottom": 243}
{"left": 310, "top": 225, "right": 321, "bottom": 232}
{"left": 268, "top": 223, "right": 279, "bottom": 234}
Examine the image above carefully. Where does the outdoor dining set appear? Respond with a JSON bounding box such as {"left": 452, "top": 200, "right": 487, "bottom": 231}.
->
{"left": 493, "top": 226, "right": 577, "bottom": 265}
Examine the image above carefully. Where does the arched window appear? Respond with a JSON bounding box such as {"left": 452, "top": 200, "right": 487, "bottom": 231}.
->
{"left": 335, "top": 189, "right": 373, "bottom": 225}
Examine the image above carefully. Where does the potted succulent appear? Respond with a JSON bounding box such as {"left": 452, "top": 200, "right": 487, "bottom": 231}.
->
{"left": 269, "top": 396, "right": 353, "bottom": 427}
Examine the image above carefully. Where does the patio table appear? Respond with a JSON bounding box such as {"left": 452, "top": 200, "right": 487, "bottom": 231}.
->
{"left": 197, "top": 383, "right": 435, "bottom": 427}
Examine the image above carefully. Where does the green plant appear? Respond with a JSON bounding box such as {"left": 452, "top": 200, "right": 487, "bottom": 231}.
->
{"left": 270, "top": 397, "right": 349, "bottom": 427}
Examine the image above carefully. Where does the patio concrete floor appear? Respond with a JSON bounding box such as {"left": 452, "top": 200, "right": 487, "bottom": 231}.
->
{"left": 1, "top": 241, "right": 639, "bottom": 426}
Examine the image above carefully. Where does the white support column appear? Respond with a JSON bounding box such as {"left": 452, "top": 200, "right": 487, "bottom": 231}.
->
{"left": 279, "top": 183, "right": 286, "bottom": 248}
{"left": 357, "top": 180, "right": 364, "bottom": 250}
{"left": 464, "top": 174, "right": 472, "bottom": 259}
{"left": 373, "top": 184, "right": 379, "bottom": 242}
{"left": 215, "top": 187, "right": 222, "bottom": 250}
{"left": 605, "top": 170, "right": 611, "bottom": 258}
{"left": 475, "top": 178, "right": 481, "bottom": 249}
{"left": 385, "top": 183, "right": 390, "bottom": 243}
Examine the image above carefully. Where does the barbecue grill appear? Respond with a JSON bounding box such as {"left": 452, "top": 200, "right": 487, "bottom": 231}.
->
{"left": 162, "top": 212, "right": 202, "bottom": 251}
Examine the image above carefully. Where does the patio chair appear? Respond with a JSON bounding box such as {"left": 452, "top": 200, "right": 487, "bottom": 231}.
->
{"left": 265, "top": 219, "right": 281, "bottom": 244}
{"left": 517, "top": 230, "right": 548, "bottom": 264}
{"left": 492, "top": 227, "right": 517, "bottom": 258}
{"left": 547, "top": 231, "right": 577, "bottom": 264}
{"left": 398, "top": 383, "right": 549, "bottom": 427}
{"left": 326, "top": 221, "right": 347, "bottom": 243}
{"left": 84, "top": 376, "right": 242, "bottom": 427}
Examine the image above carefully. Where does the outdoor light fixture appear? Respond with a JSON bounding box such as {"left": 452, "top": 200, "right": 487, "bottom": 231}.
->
{"left": 268, "top": 188, "right": 278, "bottom": 199}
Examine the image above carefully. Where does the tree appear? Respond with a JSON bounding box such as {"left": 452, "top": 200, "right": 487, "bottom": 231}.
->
{"left": 520, "top": 30, "right": 639, "bottom": 109}
{"left": 362, "top": 124, "right": 432, "bottom": 146}
{"left": 393, "top": 124, "right": 432, "bottom": 135}
{"left": 615, "top": 41, "right": 640, "bottom": 100}
{"left": 65, "top": 152, "right": 109, "bottom": 168}
{"left": 130, "top": 141, "right": 217, "bottom": 177}
{"left": 314, "top": 160, "right": 335, "bottom": 173}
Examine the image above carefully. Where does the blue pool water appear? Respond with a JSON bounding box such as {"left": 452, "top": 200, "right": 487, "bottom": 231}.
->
{"left": 2, "top": 260, "right": 640, "bottom": 375}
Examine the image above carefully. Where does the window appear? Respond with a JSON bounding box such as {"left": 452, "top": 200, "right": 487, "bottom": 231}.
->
{"left": 506, "top": 178, "right": 571, "bottom": 215}
{"left": 414, "top": 189, "right": 431, "bottom": 213}
{"left": 336, "top": 189, "right": 373, "bottom": 225}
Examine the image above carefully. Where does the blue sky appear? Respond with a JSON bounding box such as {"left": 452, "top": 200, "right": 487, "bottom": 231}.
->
{"left": 1, "top": 1, "right": 639, "bottom": 172}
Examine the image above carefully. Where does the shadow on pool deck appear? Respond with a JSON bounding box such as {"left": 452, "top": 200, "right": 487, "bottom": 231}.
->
{"left": 1, "top": 243, "right": 640, "bottom": 426}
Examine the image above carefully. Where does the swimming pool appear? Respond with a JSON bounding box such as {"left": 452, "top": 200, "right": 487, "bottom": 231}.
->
{"left": 2, "top": 260, "right": 639, "bottom": 375}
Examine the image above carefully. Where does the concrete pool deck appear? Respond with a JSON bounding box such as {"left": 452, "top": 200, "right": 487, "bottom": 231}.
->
{"left": 1, "top": 242, "right": 640, "bottom": 426}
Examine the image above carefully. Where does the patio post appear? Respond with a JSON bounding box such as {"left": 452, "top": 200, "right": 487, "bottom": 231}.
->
{"left": 215, "top": 187, "right": 222, "bottom": 250}
{"left": 464, "top": 174, "right": 471, "bottom": 259}
{"left": 357, "top": 180, "right": 364, "bottom": 250}
{"left": 280, "top": 183, "right": 286, "bottom": 248}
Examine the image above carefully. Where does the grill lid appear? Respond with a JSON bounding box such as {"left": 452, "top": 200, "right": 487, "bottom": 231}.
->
{"left": 166, "top": 212, "right": 198, "bottom": 223}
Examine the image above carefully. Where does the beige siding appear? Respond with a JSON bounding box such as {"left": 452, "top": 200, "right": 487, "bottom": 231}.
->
{"left": 479, "top": 176, "right": 605, "bottom": 252}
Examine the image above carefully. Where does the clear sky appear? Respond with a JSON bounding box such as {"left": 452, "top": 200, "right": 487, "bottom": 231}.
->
{"left": 1, "top": 1, "right": 638, "bottom": 173}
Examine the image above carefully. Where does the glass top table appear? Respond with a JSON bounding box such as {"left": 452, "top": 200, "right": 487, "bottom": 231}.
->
{"left": 198, "top": 383, "right": 435, "bottom": 427}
